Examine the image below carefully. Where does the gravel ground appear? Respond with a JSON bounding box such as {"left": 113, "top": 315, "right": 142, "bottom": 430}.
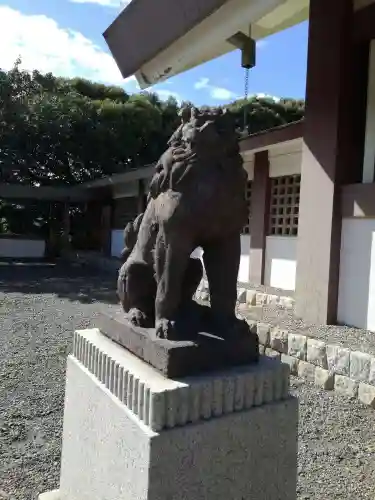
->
{"left": 0, "top": 264, "right": 375, "bottom": 500}
{"left": 240, "top": 304, "right": 375, "bottom": 356}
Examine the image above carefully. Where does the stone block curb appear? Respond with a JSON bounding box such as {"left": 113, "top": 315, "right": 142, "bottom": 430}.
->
{"left": 246, "top": 320, "right": 375, "bottom": 410}
{"left": 257, "top": 323, "right": 271, "bottom": 347}
{"left": 358, "top": 383, "right": 375, "bottom": 408}
{"left": 243, "top": 289, "right": 294, "bottom": 309}
{"left": 270, "top": 327, "right": 288, "bottom": 354}
{"left": 298, "top": 361, "right": 315, "bottom": 383}
{"left": 306, "top": 338, "right": 327, "bottom": 368}
{"left": 195, "top": 281, "right": 295, "bottom": 311}
{"left": 281, "top": 354, "right": 299, "bottom": 376}
{"left": 314, "top": 367, "right": 334, "bottom": 390}
{"left": 334, "top": 375, "right": 358, "bottom": 399}
{"left": 288, "top": 334, "right": 307, "bottom": 360}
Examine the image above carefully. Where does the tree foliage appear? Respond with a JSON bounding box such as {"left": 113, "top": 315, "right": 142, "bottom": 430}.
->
{"left": 230, "top": 96, "right": 304, "bottom": 133}
{"left": 0, "top": 61, "right": 304, "bottom": 235}
{"left": 0, "top": 61, "right": 181, "bottom": 187}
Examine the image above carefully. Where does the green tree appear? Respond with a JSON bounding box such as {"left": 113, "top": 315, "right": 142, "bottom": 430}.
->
{"left": 228, "top": 96, "right": 304, "bottom": 134}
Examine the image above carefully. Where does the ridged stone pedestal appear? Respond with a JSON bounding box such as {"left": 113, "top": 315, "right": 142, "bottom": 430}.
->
{"left": 39, "top": 328, "right": 298, "bottom": 500}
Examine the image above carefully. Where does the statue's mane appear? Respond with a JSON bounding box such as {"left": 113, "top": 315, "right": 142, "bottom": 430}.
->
{"left": 149, "top": 107, "right": 242, "bottom": 199}
{"left": 178, "top": 107, "right": 240, "bottom": 158}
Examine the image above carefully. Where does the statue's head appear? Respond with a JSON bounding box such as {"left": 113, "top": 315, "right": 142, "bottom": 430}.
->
{"left": 178, "top": 106, "right": 191, "bottom": 123}
{"left": 182, "top": 108, "right": 237, "bottom": 144}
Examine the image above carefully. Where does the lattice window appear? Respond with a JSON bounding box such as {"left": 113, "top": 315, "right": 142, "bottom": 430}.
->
{"left": 269, "top": 175, "right": 300, "bottom": 236}
{"left": 242, "top": 180, "right": 252, "bottom": 235}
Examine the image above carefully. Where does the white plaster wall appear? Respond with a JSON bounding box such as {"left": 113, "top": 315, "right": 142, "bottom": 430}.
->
{"left": 242, "top": 138, "right": 302, "bottom": 180}
{"left": 243, "top": 159, "right": 254, "bottom": 180}
{"left": 264, "top": 236, "right": 297, "bottom": 291}
{"left": 239, "top": 235, "right": 251, "bottom": 283}
{"left": 269, "top": 149, "right": 302, "bottom": 177}
{"left": 338, "top": 218, "right": 375, "bottom": 332}
{"left": 0, "top": 238, "right": 45, "bottom": 258}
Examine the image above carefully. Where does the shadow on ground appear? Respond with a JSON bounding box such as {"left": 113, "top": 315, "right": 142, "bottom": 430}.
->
{"left": 0, "top": 262, "right": 119, "bottom": 305}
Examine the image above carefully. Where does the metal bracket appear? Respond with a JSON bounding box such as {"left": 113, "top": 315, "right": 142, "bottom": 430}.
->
{"left": 227, "top": 31, "right": 256, "bottom": 69}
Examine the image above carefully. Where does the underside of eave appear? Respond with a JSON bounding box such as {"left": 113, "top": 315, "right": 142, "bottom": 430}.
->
{"left": 104, "top": 0, "right": 310, "bottom": 88}
{"left": 133, "top": 2, "right": 310, "bottom": 88}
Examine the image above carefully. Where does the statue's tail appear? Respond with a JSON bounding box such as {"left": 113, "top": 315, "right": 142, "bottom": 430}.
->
{"left": 121, "top": 213, "right": 144, "bottom": 262}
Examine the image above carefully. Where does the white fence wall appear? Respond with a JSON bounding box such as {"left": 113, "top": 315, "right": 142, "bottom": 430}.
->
{"left": 264, "top": 236, "right": 297, "bottom": 291}
{"left": 0, "top": 238, "right": 45, "bottom": 258}
{"left": 338, "top": 218, "right": 375, "bottom": 331}
{"left": 111, "top": 230, "right": 123, "bottom": 258}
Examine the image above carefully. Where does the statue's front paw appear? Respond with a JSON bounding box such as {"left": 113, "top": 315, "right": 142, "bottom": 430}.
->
{"left": 128, "top": 308, "right": 149, "bottom": 328}
{"left": 155, "top": 318, "right": 178, "bottom": 341}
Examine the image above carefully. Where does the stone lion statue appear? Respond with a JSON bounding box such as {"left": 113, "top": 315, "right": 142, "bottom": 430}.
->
{"left": 118, "top": 106, "right": 250, "bottom": 340}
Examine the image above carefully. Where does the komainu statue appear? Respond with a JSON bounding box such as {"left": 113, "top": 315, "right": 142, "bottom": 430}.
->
{"left": 118, "top": 106, "right": 252, "bottom": 341}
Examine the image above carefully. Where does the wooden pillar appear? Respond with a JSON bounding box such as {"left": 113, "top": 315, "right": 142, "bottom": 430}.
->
{"left": 61, "top": 202, "right": 71, "bottom": 254}
{"left": 358, "top": 40, "right": 372, "bottom": 182}
{"left": 295, "top": 0, "right": 360, "bottom": 323}
{"left": 47, "top": 202, "right": 59, "bottom": 258}
{"left": 248, "top": 151, "right": 270, "bottom": 285}
{"left": 101, "top": 204, "right": 112, "bottom": 257}
{"left": 85, "top": 200, "right": 103, "bottom": 251}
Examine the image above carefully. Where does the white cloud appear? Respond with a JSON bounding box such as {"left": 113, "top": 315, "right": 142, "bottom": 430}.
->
{"left": 251, "top": 93, "right": 280, "bottom": 101}
{"left": 210, "top": 87, "right": 237, "bottom": 101}
{"left": 70, "top": 0, "right": 131, "bottom": 8}
{"left": 0, "top": 5, "right": 133, "bottom": 86}
{"left": 133, "top": 78, "right": 182, "bottom": 103}
{"left": 194, "top": 78, "right": 280, "bottom": 103}
{"left": 154, "top": 89, "right": 182, "bottom": 104}
{"left": 194, "top": 77, "right": 238, "bottom": 101}
{"left": 194, "top": 77, "right": 210, "bottom": 90}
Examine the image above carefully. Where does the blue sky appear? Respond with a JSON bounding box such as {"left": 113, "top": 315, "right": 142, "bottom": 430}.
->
{"left": 0, "top": 0, "right": 308, "bottom": 105}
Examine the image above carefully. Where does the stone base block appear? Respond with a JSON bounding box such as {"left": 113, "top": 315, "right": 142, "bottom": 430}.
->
{"left": 39, "top": 491, "right": 60, "bottom": 500}
{"left": 40, "top": 328, "right": 298, "bottom": 500}
{"left": 96, "top": 311, "right": 259, "bottom": 378}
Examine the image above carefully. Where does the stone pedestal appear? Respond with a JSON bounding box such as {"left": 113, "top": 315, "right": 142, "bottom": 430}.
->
{"left": 40, "top": 328, "right": 298, "bottom": 500}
